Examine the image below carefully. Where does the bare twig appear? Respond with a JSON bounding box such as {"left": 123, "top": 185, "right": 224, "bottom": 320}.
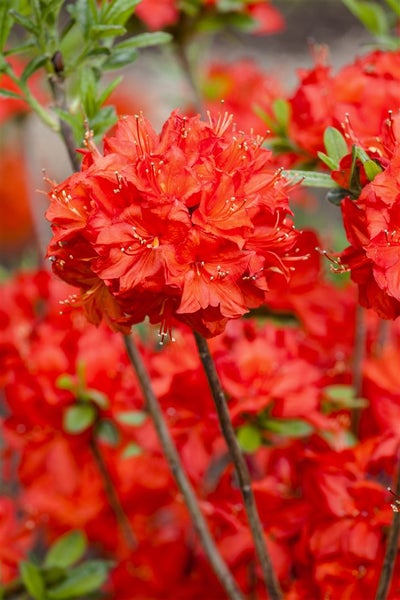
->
{"left": 375, "top": 462, "right": 400, "bottom": 600}
{"left": 194, "top": 332, "right": 283, "bottom": 600}
{"left": 123, "top": 333, "right": 244, "bottom": 600}
{"left": 90, "top": 437, "right": 137, "bottom": 550}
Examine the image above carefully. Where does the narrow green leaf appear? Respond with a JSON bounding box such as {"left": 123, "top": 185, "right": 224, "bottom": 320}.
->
{"left": 103, "top": 47, "right": 138, "bottom": 70}
{"left": 8, "top": 9, "right": 38, "bottom": 33}
{"left": 44, "top": 531, "right": 87, "bottom": 569}
{"left": 282, "top": 169, "right": 337, "bottom": 189}
{"left": 56, "top": 374, "right": 75, "bottom": 390}
{"left": 237, "top": 424, "right": 262, "bottom": 453}
{"left": 47, "top": 560, "right": 110, "bottom": 599}
{"left": 79, "top": 67, "right": 98, "bottom": 118}
{"left": 113, "top": 32, "right": 172, "bottom": 50}
{"left": 63, "top": 404, "right": 96, "bottom": 434}
{"left": 0, "top": 0, "right": 13, "bottom": 52}
{"left": 20, "top": 562, "right": 45, "bottom": 600}
{"left": 82, "top": 388, "right": 109, "bottom": 408}
{"left": 21, "top": 55, "right": 48, "bottom": 83}
{"left": 264, "top": 418, "right": 313, "bottom": 438}
{"left": 116, "top": 410, "right": 147, "bottom": 426}
{"left": 384, "top": 0, "right": 400, "bottom": 17}
{"left": 0, "top": 88, "right": 23, "bottom": 100}
{"left": 102, "top": 0, "right": 141, "bottom": 25}
{"left": 97, "top": 75, "right": 123, "bottom": 106}
{"left": 323, "top": 126, "right": 348, "bottom": 164}
{"left": 89, "top": 24, "right": 126, "bottom": 38}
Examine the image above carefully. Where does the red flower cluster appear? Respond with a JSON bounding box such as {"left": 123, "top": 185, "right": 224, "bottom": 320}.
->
{"left": 339, "top": 113, "right": 400, "bottom": 319}
{"left": 135, "top": 0, "right": 285, "bottom": 35}
{"left": 2, "top": 270, "right": 400, "bottom": 598}
{"left": 46, "top": 110, "right": 300, "bottom": 338}
{"left": 287, "top": 48, "right": 400, "bottom": 163}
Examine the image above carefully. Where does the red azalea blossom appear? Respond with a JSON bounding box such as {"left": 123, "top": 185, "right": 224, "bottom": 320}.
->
{"left": 46, "top": 110, "right": 300, "bottom": 337}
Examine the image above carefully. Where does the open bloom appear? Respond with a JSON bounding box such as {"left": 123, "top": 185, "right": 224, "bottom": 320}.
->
{"left": 47, "top": 110, "right": 302, "bottom": 337}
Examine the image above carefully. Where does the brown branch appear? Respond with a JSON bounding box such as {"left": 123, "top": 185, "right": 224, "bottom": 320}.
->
{"left": 375, "top": 462, "right": 400, "bottom": 600}
{"left": 90, "top": 437, "right": 137, "bottom": 550}
{"left": 123, "top": 333, "right": 244, "bottom": 600}
{"left": 194, "top": 332, "right": 283, "bottom": 600}
{"left": 351, "top": 304, "right": 366, "bottom": 435}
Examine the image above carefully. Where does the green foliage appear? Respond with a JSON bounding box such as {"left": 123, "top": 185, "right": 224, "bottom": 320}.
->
{"left": 44, "top": 531, "right": 87, "bottom": 570}
{"left": 116, "top": 410, "right": 148, "bottom": 426}
{"left": 342, "top": 0, "right": 400, "bottom": 48}
{"left": 64, "top": 403, "right": 97, "bottom": 434}
{"left": 20, "top": 562, "right": 46, "bottom": 600}
{"left": 237, "top": 424, "right": 263, "bottom": 452}
{"left": 1, "top": 0, "right": 172, "bottom": 142}
{"left": 322, "top": 384, "right": 368, "bottom": 413}
{"left": 283, "top": 170, "right": 337, "bottom": 189}
{"left": 46, "top": 561, "right": 110, "bottom": 599}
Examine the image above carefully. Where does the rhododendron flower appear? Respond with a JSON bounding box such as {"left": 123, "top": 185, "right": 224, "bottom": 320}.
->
{"left": 201, "top": 59, "right": 284, "bottom": 136}
{"left": 47, "top": 110, "right": 300, "bottom": 337}
{"left": 287, "top": 48, "right": 400, "bottom": 163}
{"left": 339, "top": 113, "right": 400, "bottom": 319}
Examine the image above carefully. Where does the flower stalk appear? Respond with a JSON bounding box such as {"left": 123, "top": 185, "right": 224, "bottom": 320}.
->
{"left": 123, "top": 333, "right": 245, "bottom": 600}
{"left": 194, "top": 331, "right": 283, "bottom": 600}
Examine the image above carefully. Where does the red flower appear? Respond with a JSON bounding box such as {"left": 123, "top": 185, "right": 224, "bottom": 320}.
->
{"left": 47, "top": 110, "right": 299, "bottom": 337}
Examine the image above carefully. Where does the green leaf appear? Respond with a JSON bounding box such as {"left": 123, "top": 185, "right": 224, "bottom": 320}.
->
{"left": 116, "top": 410, "right": 147, "bottom": 426}
{"left": 8, "top": 9, "right": 38, "bottom": 33}
{"left": 82, "top": 388, "right": 109, "bottom": 408}
{"left": 44, "top": 531, "right": 87, "bottom": 570}
{"left": 47, "top": 561, "right": 110, "bottom": 599}
{"left": 103, "top": 47, "right": 138, "bottom": 70}
{"left": 342, "top": 0, "right": 389, "bottom": 35}
{"left": 20, "top": 562, "right": 45, "bottom": 600}
{"left": 237, "top": 424, "right": 262, "bottom": 452}
{"left": 64, "top": 404, "right": 96, "bottom": 434}
{"left": 323, "top": 126, "right": 348, "bottom": 165}
{"left": 384, "top": 0, "right": 400, "bottom": 17}
{"left": 317, "top": 151, "right": 340, "bottom": 171}
{"left": 89, "top": 24, "right": 127, "bottom": 39}
{"left": 114, "top": 32, "right": 172, "bottom": 50}
{"left": 89, "top": 105, "right": 118, "bottom": 137}
{"left": 272, "top": 98, "right": 291, "bottom": 131}
{"left": 326, "top": 187, "right": 350, "bottom": 206}
{"left": 121, "top": 442, "right": 143, "bottom": 458}
{"left": 102, "top": 0, "right": 141, "bottom": 25}
{"left": 56, "top": 374, "right": 75, "bottom": 390}
{"left": 95, "top": 419, "right": 120, "bottom": 446}
{"left": 21, "top": 55, "right": 48, "bottom": 83}
{"left": 364, "top": 159, "right": 383, "bottom": 181}
{"left": 282, "top": 169, "right": 337, "bottom": 189}
{"left": 0, "top": 88, "right": 24, "bottom": 100}
{"left": 97, "top": 75, "right": 123, "bottom": 106}
{"left": 68, "top": 0, "right": 98, "bottom": 37}
{"left": 0, "top": 0, "right": 13, "bottom": 52}
{"left": 79, "top": 67, "right": 98, "bottom": 119}
{"left": 322, "top": 384, "right": 368, "bottom": 412}
{"left": 264, "top": 418, "right": 313, "bottom": 438}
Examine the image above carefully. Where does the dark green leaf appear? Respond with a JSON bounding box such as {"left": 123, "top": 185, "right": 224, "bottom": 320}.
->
{"left": 116, "top": 410, "right": 147, "bottom": 426}
{"left": 237, "top": 424, "right": 262, "bottom": 452}
{"left": 89, "top": 105, "right": 117, "bottom": 136}
{"left": 21, "top": 54, "right": 48, "bottom": 83}
{"left": 326, "top": 187, "right": 350, "bottom": 206}
{"left": 103, "top": 47, "right": 138, "bottom": 70}
{"left": 47, "top": 560, "right": 110, "bottom": 599}
{"left": 63, "top": 404, "right": 97, "bottom": 434}
{"left": 67, "top": 0, "right": 98, "bottom": 37}
{"left": 384, "top": 0, "right": 400, "bottom": 17}
{"left": 44, "top": 531, "right": 87, "bottom": 569}
{"left": 20, "top": 562, "right": 45, "bottom": 600}
{"left": 323, "top": 127, "right": 348, "bottom": 165}
{"left": 95, "top": 419, "right": 120, "bottom": 446}
{"left": 114, "top": 32, "right": 172, "bottom": 50}
{"left": 82, "top": 388, "right": 109, "bottom": 408}
{"left": 264, "top": 418, "right": 313, "bottom": 438}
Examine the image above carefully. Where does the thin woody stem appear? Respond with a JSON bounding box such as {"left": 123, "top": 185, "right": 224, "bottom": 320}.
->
{"left": 123, "top": 333, "right": 244, "bottom": 600}
{"left": 194, "top": 332, "right": 283, "bottom": 600}
{"left": 351, "top": 304, "right": 366, "bottom": 435}
{"left": 375, "top": 463, "right": 400, "bottom": 600}
{"left": 90, "top": 437, "right": 137, "bottom": 550}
